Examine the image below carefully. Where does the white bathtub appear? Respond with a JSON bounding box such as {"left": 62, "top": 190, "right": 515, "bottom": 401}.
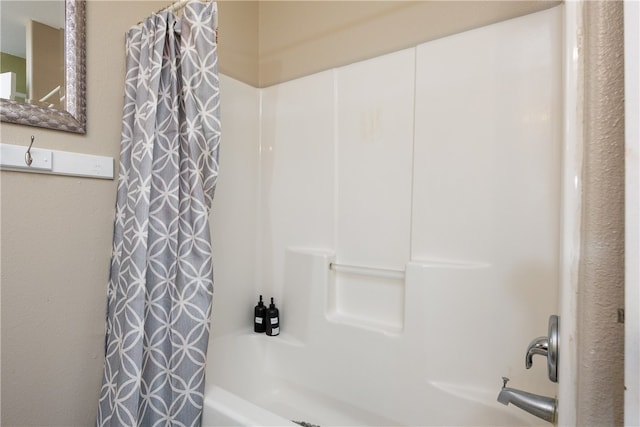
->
{"left": 202, "top": 332, "right": 543, "bottom": 427}
{"left": 202, "top": 385, "right": 298, "bottom": 426}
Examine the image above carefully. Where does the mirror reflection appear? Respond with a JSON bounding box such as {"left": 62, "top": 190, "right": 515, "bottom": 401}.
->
{"left": 0, "top": 1, "right": 65, "bottom": 110}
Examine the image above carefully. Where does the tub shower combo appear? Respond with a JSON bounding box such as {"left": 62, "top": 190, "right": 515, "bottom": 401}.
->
{"left": 203, "top": 5, "right": 573, "bottom": 426}
{"left": 202, "top": 4, "right": 577, "bottom": 426}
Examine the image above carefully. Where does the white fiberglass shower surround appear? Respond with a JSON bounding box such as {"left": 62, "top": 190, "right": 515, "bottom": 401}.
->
{"left": 205, "top": 5, "right": 580, "bottom": 426}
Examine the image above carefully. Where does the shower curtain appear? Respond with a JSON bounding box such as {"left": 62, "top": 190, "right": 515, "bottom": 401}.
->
{"left": 97, "top": 2, "right": 220, "bottom": 426}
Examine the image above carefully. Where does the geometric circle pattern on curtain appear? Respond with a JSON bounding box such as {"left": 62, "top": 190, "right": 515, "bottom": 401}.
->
{"left": 97, "top": 2, "right": 220, "bottom": 425}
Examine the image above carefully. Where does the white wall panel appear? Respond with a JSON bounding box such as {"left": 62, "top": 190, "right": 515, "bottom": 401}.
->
{"left": 329, "top": 49, "right": 415, "bottom": 331}
{"left": 412, "top": 6, "right": 562, "bottom": 398}
{"left": 210, "top": 75, "right": 260, "bottom": 337}
{"left": 259, "top": 71, "right": 336, "bottom": 299}
{"left": 412, "top": 8, "right": 562, "bottom": 268}
{"left": 335, "top": 49, "right": 415, "bottom": 269}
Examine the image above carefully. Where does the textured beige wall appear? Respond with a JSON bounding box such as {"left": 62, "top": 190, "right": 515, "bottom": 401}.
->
{"left": 577, "top": 1, "right": 625, "bottom": 425}
{"left": 220, "top": 0, "right": 561, "bottom": 87}
{"left": 258, "top": 0, "right": 559, "bottom": 87}
{"left": 218, "top": 1, "right": 259, "bottom": 86}
{"left": 0, "top": 2, "right": 166, "bottom": 425}
{"left": 0, "top": 1, "right": 253, "bottom": 425}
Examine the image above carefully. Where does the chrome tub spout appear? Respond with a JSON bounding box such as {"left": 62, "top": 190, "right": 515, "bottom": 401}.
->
{"left": 497, "top": 377, "right": 557, "bottom": 424}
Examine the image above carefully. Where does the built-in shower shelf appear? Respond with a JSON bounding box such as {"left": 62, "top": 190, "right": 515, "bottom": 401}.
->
{"left": 242, "top": 328, "right": 305, "bottom": 347}
{"left": 266, "top": 332, "right": 304, "bottom": 347}
{"left": 326, "top": 311, "right": 403, "bottom": 337}
{"left": 327, "top": 262, "right": 406, "bottom": 336}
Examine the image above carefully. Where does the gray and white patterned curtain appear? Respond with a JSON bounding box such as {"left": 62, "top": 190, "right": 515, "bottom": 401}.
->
{"left": 97, "top": 2, "right": 220, "bottom": 426}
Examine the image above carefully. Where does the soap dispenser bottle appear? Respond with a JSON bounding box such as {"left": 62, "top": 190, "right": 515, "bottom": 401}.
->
{"left": 254, "top": 295, "right": 266, "bottom": 333}
{"left": 265, "top": 297, "right": 280, "bottom": 336}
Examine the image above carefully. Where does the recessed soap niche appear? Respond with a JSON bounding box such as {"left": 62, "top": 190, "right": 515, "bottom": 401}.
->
{"left": 326, "top": 261, "right": 405, "bottom": 335}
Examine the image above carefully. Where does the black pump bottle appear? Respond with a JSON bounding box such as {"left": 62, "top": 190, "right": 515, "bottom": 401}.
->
{"left": 254, "top": 295, "right": 266, "bottom": 333}
{"left": 265, "top": 297, "right": 280, "bottom": 336}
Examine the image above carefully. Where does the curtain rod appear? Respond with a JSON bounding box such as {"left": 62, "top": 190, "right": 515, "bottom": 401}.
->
{"left": 136, "top": 0, "right": 217, "bottom": 27}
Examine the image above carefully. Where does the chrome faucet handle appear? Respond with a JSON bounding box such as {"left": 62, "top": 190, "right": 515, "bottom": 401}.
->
{"left": 525, "top": 336, "right": 549, "bottom": 369}
{"left": 525, "top": 315, "right": 559, "bottom": 383}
